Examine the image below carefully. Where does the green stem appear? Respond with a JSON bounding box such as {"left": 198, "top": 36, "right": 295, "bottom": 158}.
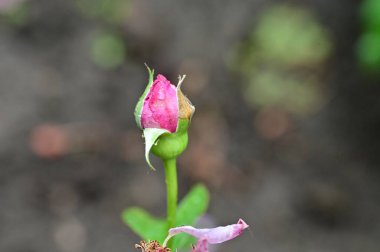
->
{"left": 163, "top": 158, "right": 178, "bottom": 247}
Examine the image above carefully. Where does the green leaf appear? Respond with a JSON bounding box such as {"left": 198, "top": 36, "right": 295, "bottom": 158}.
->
{"left": 122, "top": 207, "right": 168, "bottom": 243}
{"left": 176, "top": 184, "right": 210, "bottom": 225}
{"left": 172, "top": 184, "right": 210, "bottom": 249}
{"left": 134, "top": 65, "right": 154, "bottom": 129}
{"left": 143, "top": 128, "right": 169, "bottom": 170}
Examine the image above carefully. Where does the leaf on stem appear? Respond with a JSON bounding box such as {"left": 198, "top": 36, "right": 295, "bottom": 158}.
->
{"left": 122, "top": 207, "right": 168, "bottom": 243}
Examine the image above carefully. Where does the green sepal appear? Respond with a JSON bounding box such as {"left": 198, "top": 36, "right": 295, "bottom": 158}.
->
{"left": 143, "top": 128, "right": 170, "bottom": 170}
{"left": 121, "top": 207, "right": 168, "bottom": 243}
{"left": 151, "top": 119, "right": 190, "bottom": 161}
{"left": 172, "top": 184, "right": 210, "bottom": 249}
{"left": 143, "top": 120, "right": 190, "bottom": 170}
{"left": 134, "top": 65, "right": 154, "bottom": 129}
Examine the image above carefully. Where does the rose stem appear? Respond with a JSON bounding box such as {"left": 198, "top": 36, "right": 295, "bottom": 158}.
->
{"left": 163, "top": 158, "right": 178, "bottom": 247}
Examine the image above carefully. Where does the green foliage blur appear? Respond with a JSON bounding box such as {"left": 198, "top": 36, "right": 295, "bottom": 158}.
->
{"left": 74, "top": 0, "right": 131, "bottom": 69}
{"left": 91, "top": 32, "right": 126, "bottom": 69}
{"left": 358, "top": 0, "right": 380, "bottom": 71}
{"left": 231, "top": 4, "right": 331, "bottom": 116}
{"left": 0, "top": 0, "right": 29, "bottom": 26}
{"left": 75, "top": 0, "right": 131, "bottom": 24}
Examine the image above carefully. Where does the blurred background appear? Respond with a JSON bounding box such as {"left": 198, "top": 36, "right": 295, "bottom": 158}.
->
{"left": 1, "top": 0, "right": 380, "bottom": 251}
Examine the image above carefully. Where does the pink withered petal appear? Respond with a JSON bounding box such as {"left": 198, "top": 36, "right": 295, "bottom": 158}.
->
{"left": 192, "top": 238, "right": 208, "bottom": 252}
{"left": 141, "top": 74, "right": 179, "bottom": 133}
{"left": 164, "top": 219, "right": 249, "bottom": 252}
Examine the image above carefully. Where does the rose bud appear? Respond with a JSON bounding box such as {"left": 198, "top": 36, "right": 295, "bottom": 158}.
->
{"left": 135, "top": 65, "right": 195, "bottom": 169}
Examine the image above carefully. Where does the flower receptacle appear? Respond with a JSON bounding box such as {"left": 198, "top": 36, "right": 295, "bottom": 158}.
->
{"left": 151, "top": 119, "right": 189, "bottom": 161}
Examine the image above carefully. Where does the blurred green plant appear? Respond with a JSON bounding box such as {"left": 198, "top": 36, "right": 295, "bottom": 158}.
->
{"left": 245, "top": 69, "right": 324, "bottom": 115}
{"left": 360, "top": 0, "right": 380, "bottom": 32}
{"left": 253, "top": 6, "right": 331, "bottom": 67}
{"left": 75, "top": 0, "right": 131, "bottom": 24}
{"left": 231, "top": 4, "right": 331, "bottom": 116}
{"left": 91, "top": 32, "right": 126, "bottom": 69}
{"left": 0, "top": 0, "right": 29, "bottom": 26}
{"left": 358, "top": 0, "right": 380, "bottom": 71}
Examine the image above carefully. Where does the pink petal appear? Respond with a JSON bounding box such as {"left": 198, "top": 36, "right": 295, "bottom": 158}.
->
{"left": 193, "top": 238, "right": 208, "bottom": 252}
{"left": 166, "top": 219, "right": 249, "bottom": 251}
{"left": 205, "top": 218, "right": 249, "bottom": 244}
{"left": 141, "top": 74, "right": 179, "bottom": 133}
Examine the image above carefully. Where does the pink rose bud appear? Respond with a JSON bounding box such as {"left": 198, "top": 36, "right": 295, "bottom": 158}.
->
{"left": 140, "top": 74, "right": 179, "bottom": 133}
{"left": 135, "top": 67, "right": 195, "bottom": 133}
{"left": 163, "top": 219, "right": 249, "bottom": 252}
{"left": 135, "top": 65, "right": 195, "bottom": 169}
